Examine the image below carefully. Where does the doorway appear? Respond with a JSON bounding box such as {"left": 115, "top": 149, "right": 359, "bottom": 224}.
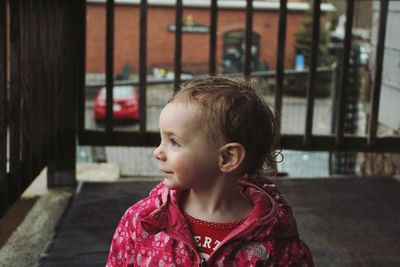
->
{"left": 222, "top": 30, "right": 260, "bottom": 73}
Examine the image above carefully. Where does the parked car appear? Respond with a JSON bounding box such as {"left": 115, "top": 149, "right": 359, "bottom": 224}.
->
{"left": 94, "top": 85, "right": 139, "bottom": 123}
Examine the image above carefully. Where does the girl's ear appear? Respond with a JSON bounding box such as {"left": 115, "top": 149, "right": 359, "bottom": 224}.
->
{"left": 218, "top": 143, "right": 246, "bottom": 173}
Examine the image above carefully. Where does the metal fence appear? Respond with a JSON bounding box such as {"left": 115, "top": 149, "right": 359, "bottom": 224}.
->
{"left": 79, "top": 0, "right": 398, "bottom": 152}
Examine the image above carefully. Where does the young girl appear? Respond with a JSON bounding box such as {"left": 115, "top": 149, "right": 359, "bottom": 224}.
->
{"left": 106, "top": 75, "right": 314, "bottom": 266}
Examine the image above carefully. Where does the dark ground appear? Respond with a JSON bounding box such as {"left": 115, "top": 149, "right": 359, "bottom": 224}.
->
{"left": 37, "top": 177, "right": 400, "bottom": 267}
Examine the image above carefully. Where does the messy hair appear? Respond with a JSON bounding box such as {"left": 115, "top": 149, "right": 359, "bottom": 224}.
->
{"left": 169, "top": 75, "right": 280, "bottom": 176}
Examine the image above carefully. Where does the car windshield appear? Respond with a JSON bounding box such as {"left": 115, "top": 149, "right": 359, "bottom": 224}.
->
{"left": 99, "top": 86, "right": 133, "bottom": 98}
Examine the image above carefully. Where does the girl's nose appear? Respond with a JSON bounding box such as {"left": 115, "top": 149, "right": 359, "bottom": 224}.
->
{"left": 153, "top": 145, "right": 165, "bottom": 161}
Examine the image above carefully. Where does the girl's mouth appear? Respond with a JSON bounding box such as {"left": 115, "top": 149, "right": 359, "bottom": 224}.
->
{"left": 160, "top": 169, "right": 173, "bottom": 175}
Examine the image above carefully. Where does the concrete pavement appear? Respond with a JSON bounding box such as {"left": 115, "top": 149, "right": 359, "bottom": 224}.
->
{"left": 0, "top": 163, "right": 121, "bottom": 267}
{"left": 34, "top": 176, "right": 400, "bottom": 267}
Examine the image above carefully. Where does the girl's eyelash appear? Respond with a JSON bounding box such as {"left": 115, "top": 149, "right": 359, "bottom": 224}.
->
{"left": 170, "top": 138, "right": 180, "bottom": 146}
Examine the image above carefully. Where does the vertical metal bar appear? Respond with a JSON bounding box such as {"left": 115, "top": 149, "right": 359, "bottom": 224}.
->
{"left": 105, "top": 0, "right": 114, "bottom": 133}
{"left": 39, "top": 0, "right": 48, "bottom": 169}
{"left": 54, "top": 0, "right": 63, "bottom": 158}
{"left": 174, "top": 0, "right": 183, "bottom": 91}
{"left": 20, "top": 0, "right": 32, "bottom": 190}
{"left": 78, "top": 0, "right": 86, "bottom": 139}
{"left": 30, "top": 0, "right": 37, "bottom": 182}
{"left": 44, "top": 1, "right": 52, "bottom": 160}
{"left": 30, "top": 0, "right": 40, "bottom": 181}
{"left": 209, "top": 0, "right": 217, "bottom": 75}
{"left": 139, "top": 0, "right": 147, "bottom": 135}
{"left": 244, "top": 0, "right": 253, "bottom": 78}
{"left": 9, "top": 0, "right": 22, "bottom": 204}
{"left": 275, "top": 0, "right": 287, "bottom": 130}
{"left": 304, "top": 0, "right": 321, "bottom": 146}
{"left": 368, "top": 0, "right": 388, "bottom": 146}
{"left": 48, "top": 1, "right": 57, "bottom": 160}
{"left": 335, "top": 0, "right": 354, "bottom": 146}
{"left": 0, "top": 0, "right": 8, "bottom": 215}
{"left": 36, "top": 0, "right": 45, "bottom": 174}
{"left": 31, "top": 0, "right": 39, "bottom": 181}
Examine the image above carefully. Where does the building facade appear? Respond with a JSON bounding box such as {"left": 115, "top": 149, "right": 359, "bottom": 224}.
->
{"left": 372, "top": 1, "right": 400, "bottom": 131}
{"left": 86, "top": 0, "right": 334, "bottom": 76}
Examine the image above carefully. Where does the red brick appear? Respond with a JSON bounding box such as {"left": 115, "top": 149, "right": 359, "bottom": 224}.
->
{"left": 86, "top": 4, "right": 311, "bottom": 75}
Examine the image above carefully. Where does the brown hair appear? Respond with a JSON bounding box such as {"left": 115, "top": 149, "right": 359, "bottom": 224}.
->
{"left": 169, "top": 75, "right": 280, "bottom": 176}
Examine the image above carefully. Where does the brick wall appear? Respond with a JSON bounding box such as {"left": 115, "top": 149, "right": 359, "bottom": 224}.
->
{"left": 86, "top": 4, "right": 308, "bottom": 75}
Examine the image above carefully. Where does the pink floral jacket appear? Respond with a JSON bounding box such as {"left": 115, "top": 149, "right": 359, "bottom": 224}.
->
{"left": 106, "top": 176, "right": 314, "bottom": 266}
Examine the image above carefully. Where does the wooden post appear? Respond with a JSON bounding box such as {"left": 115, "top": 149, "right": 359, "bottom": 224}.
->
{"left": 44, "top": 0, "right": 85, "bottom": 187}
{"left": 0, "top": 0, "right": 8, "bottom": 216}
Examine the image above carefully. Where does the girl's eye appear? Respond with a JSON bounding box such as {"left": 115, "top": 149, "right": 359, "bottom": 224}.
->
{"left": 170, "top": 138, "right": 180, "bottom": 147}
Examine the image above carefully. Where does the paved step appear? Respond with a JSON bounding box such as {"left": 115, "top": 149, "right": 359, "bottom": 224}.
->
{"left": 31, "top": 177, "right": 400, "bottom": 266}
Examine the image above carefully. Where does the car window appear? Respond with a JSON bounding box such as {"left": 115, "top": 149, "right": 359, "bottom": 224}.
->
{"left": 99, "top": 86, "right": 133, "bottom": 97}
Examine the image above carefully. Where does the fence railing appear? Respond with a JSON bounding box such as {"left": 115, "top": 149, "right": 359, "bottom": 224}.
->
{"left": 0, "top": 0, "right": 85, "bottom": 216}
{"left": 79, "top": 0, "right": 398, "bottom": 152}
{"left": 0, "top": 0, "right": 7, "bottom": 217}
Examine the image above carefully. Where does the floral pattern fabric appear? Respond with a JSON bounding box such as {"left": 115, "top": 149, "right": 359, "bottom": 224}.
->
{"left": 106, "top": 176, "right": 314, "bottom": 266}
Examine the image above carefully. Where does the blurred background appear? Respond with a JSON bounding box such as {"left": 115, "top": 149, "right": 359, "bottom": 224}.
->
{"left": 80, "top": 0, "right": 399, "bottom": 178}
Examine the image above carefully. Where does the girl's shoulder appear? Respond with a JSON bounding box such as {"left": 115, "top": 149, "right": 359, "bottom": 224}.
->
{"left": 121, "top": 182, "right": 166, "bottom": 222}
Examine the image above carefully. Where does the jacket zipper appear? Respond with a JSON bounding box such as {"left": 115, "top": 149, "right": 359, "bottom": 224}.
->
{"left": 207, "top": 219, "right": 257, "bottom": 264}
{"left": 206, "top": 187, "right": 279, "bottom": 264}
{"left": 156, "top": 179, "right": 278, "bottom": 266}
{"left": 167, "top": 231, "right": 204, "bottom": 266}
{"left": 199, "top": 258, "right": 207, "bottom": 267}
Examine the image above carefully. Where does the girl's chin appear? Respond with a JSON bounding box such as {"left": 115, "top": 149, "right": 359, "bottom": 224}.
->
{"left": 162, "top": 178, "right": 186, "bottom": 190}
{"left": 162, "top": 177, "right": 175, "bottom": 188}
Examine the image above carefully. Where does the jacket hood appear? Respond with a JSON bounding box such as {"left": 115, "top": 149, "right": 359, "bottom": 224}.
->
{"left": 238, "top": 175, "right": 300, "bottom": 241}
{"left": 140, "top": 175, "right": 300, "bottom": 243}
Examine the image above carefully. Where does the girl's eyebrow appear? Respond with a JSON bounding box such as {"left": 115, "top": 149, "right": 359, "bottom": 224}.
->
{"left": 159, "top": 129, "right": 186, "bottom": 143}
{"left": 159, "top": 129, "right": 176, "bottom": 137}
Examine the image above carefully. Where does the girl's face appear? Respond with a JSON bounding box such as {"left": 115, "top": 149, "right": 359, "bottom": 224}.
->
{"left": 153, "top": 101, "right": 221, "bottom": 190}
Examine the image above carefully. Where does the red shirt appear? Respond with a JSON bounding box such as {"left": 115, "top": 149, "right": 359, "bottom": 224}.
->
{"left": 184, "top": 212, "right": 246, "bottom": 259}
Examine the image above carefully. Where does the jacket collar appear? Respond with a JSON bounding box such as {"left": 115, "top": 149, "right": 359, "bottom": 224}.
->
{"left": 140, "top": 176, "right": 298, "bottom": 241}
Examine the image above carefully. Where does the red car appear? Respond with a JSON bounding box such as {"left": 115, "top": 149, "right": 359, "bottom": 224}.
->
{"left": 94, "top": 85, "right": 140, "bottom": 123}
